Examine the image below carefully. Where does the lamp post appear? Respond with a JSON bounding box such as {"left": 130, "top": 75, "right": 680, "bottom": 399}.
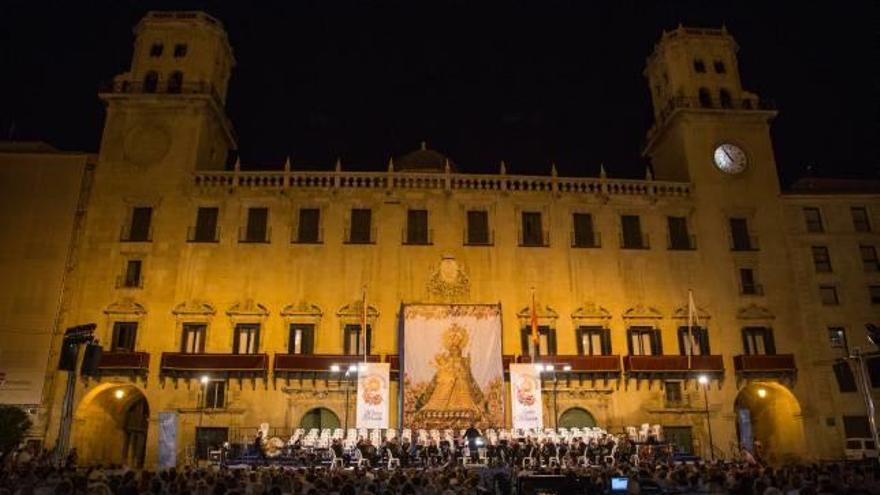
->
{"left": 538, "top": 364, "right": 570, "bottom": 429}
{"left": 698, "top": 374, "right": 715, "bottom": 461}
{"left": 331, "top": 364, "right": 358, "bottom": 430}
{"left": 199, "top": 375, "right": 209, "bottom": 427}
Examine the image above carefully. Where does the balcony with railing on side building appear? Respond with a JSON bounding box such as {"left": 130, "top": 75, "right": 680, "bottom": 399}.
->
{"left": 518, "top": 229, "right": 550, "bottom": 248}
{"left": 571, "top": 230, "right": 602, "bottom": 249}
{"left": 667, "top": 233, "right": 697, "bottom": 251}
{"left": 96, "top": 351, "right": 150, "bottom": 379}
{"left": 273, "top": 354, "right": 381, "bottom": 378}
{"left": 159, "top": 352, "right": 269, "bottom": 379}
{"left": 344, "top": 227, "right": 377, "bottom": 245}
{"left": 516, "top": 354, "right": 622, "bottom": 374}
{"left": 733, "top": 354, "right": 797, "bottom": 376}
{"left": 623, "top": 354, "right": 724, "bottom": 375}
{"left": 402, "top": 228, "right": 433, "bottom": 246}
{"left": 463, "top": 228, "right": 495, "bottom": 247}
{"left": 730, "top": 233, "right": 760, "bottom": 252}
{"left": 187, "top": 225, "right": 221, "bottom": 243}
{"left": 620, "top": 232, "right": 650, "bottom": 250}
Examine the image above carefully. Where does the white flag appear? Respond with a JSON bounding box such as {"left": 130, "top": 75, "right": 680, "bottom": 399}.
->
{"left": 356, "top": 362, "right": 390, "bottom": 429}
{"left": 510, "top": 363, "right": 543, "bottom": 430}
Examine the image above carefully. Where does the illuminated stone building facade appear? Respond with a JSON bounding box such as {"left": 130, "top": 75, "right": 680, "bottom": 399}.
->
{"left": 18, "top": 12, "right": 880, "bottom": 466}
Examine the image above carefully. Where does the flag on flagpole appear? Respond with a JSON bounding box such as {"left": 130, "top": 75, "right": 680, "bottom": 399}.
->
{"left": 687, "top": 289, "right": 696, "bottom": 369}
{"left": 530, "top": 288, "right": 539, "bottom": 358}
{"left": 362, "top": 285, "right": 368, "bottom": 362}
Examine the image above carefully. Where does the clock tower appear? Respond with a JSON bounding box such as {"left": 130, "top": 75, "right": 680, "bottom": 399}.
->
{"left": 96, "top": 11, "right": 236, "bottom": 186}
{"left": 642, "top": 26, "right": 779, "bottom": 201}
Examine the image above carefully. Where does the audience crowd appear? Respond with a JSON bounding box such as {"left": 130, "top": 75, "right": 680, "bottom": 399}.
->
{"left": 2, "top": 445, "right": 880, "bottom": 495}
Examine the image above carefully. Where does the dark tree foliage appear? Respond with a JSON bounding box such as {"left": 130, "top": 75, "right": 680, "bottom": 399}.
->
{"left": 0, "top": 405, "right": 32, "bottom": 459}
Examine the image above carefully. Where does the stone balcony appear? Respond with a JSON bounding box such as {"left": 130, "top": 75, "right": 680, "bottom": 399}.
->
{"left": 623, "top": 355, "right": 724, "bottom": 381}
{"left": 96, "top": 351, "right": 150, "bottom": 379}
{"left": 159, "top": 352, "right": 268, "bottom": 382}
{"left": 273, "top": 354, "right": 381, "bottom": 380}
{"left": 733, "top": 354, "right": 796, "bottom": 377}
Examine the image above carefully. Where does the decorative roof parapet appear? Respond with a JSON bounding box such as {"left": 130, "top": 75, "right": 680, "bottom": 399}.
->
{"left": 193, "top": 169, "right": 691, "bottom": 198}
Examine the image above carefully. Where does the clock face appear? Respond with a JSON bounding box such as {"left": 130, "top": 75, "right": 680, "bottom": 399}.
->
{"left": 713, "top": 143, "right": 748, "bottom": 174}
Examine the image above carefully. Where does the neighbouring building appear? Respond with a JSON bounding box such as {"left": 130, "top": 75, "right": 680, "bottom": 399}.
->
{"left": 14, "top": 12, "right": 878, "bottom": 467}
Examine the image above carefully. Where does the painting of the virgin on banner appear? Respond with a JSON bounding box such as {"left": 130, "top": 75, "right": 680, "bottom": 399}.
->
{"left": 402, "top": 304, "right": 504, "bottom": 429}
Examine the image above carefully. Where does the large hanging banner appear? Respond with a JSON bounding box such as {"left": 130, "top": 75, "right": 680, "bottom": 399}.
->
{"left": 402, "top": 304, "right": 504, "bottom": 429}
{"left": 356, "top": 362, "right": 390, "bottom": 429}
{"left": 510, "top": 363, "right": 543, "bottom": 429}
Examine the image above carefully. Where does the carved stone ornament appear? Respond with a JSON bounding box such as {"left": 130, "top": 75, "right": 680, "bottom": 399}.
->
{"left": 516, "top": 302, "right": 559, "bottom": 321}
{"left": 671, "top": 304, "right": 711, "bottom": 320}
{"left": 336, "top": 301, "right": 379, "bottom": 320}
{"left": 226, "top": 299, "right": 270, "bottom": 318}
{"left": 104, "top": 297, "right": 147, "bottom": 316}
{"left": 571, "top": 302, "right": 612, "bottom": 321}
{"left": 736, "top": 304, "right": 775, "bottom": 320}
{"left": 171, "top": 300, "right": 216, "bottom": 316}
{"left": 281, "top": 302, "right": 323, "bottom": 319}
{"left": 426, "top": 255, "right": 470, "bottom": 302}
{"left": 622, "top": 304, "right": 663, "bottom": 320}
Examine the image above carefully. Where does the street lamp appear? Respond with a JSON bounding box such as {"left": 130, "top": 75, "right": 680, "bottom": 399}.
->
{"left": 114, "top": 389, "right": 125, "bottom": 400}
{"left": 331, "top": 364, "right": 359, "bottom": 430}
{"left": 698, "top": 374, "right": 715, "bottom": 461}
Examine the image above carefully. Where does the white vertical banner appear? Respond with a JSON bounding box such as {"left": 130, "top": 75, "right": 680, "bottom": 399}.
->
{"left": 510, "top": 363, "right": 543, "bottom": 430}
{"left": 356, "top": 362, "right": 390, "bottom": 429}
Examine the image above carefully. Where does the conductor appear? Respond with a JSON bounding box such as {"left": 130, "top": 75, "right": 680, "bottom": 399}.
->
{"left": 464, "top": 422, "right": 482, "bottom": 462}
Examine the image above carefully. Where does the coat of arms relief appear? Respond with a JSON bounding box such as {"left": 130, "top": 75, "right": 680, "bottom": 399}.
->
{"left": 426, "top": 255, "right": 470, "bottom": 302}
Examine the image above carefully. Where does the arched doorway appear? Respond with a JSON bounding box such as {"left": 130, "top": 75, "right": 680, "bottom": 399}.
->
{"left": 558, "top": 407, "right": 597, "bottom": 428}
{"left": 299, "top": 407, "right": 340, "bottom": 430}
{"left": 735, "top": 382, "right": 806, "bottom": 462}
{"left": 73, "top": 384, "right": 149, "bottom": 467}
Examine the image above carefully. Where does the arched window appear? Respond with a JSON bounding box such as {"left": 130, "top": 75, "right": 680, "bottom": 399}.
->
{"left": 698, "top": 88, "right": 712, "bottom": 108}
{"left": 720, "top": 89, "right": 733, "bottom": 109}
{"left": 167, "top": 71, "right": 184, "bottom": 94}
{"left": 143, "top": 71, "right": 159, "bottom": 93}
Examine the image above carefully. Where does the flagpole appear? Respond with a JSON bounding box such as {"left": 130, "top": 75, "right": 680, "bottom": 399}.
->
{"left": 530, "top": 287, "right": 539, "bottom": 359}
{"left": 687, "top": 289, "right": 695, "bottom": 371}
{"left": 362, "top": 285, "right": 368, "bottom": 363}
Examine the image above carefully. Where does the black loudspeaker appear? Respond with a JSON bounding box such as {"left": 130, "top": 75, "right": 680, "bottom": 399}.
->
{"left": 80, "top": 344, "right": 103, "bottom": 376}
{"left": 58, "top": 340, "right": 79, "bottom": 371}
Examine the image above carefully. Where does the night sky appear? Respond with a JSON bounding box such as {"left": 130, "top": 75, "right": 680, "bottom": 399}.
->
{"left": 0, "top": 1, "right": 876, "bottom": 184}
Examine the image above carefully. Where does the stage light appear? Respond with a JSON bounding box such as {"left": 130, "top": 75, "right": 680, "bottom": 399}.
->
{"left": 330, "top": 364, "right": 341, "bottom": 372}
{"left": 348, "top": 364, "right": 358, "bottom": 373}
{"left": 358, "top": 364, "right": 367, "bottom": 372}
{"left": 697, "top": 375, "right": 709, "bottom": 385}
{"left": 757, "top": 387, "right": 767, "bottom": 398}
{"left": 545, "top": 364, "right": 555, "bottom": 372}
{"left": 562, "top": 365, "right": 572, "bottom": 372}
{"left": 534, "top": 364, "right": 544, "bottom": 372}
{"left": 114, "top": 389, "right": 125, "bottom": 400}
{"left": 200, "top": 375, "right": 209, "bottom": 384}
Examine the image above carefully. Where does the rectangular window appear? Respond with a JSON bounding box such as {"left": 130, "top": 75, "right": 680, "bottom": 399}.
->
{"left": 867, "top": 358, "right": 880, "bottom": 388}
{"left": 739, "top": 268, "right": 762, "bottom": 295}
{"left": 173, "top": 43, "right": 188, "bottom": 58}
{"left": 466, "top": 210, "right": 491, "bottom": 245}
{"left": 729, "top": 217, "right": 755, "bottom": 250}
{"left": 181, "top": 323, "right": 206, "bottom": 353}
{"left": 288, "top": 324, "right": 315, "bottom": 355}
{"left": 628, "top": 327, "right": 661, "bottom": 356}
{"left": 520, "top": 326, "right": 556, "bottom": 356}
{"left": 243, "top": 207, "right": 269, "bottom": 243}
{"left": 572, "top": 213, "right": 598, "bottom": 248}
{"left": 665, "top": 381, "right": 683, "bottom": 405}
{"left": 852, "top": 207, "right": 871, "bottom": 232}
{"left": 812, "top": 246, "right": 832, "bottom": 272}
{"left": 819, "top": 285, "right": 839, "bottom": 305}
{"left": 232, "top": 324, "right": 260, "bottom": 354}
{"left": 677, "top": 326, "right": 710, "bottom": 356}
{"left": 713, "top": 60, "right": 726, "bottom": 74}
{"left": 832, "top": 361, "right": 857, "bottom": 393}
{"left": 828, "top": 327, "right": 848, "bottom": 351}
{"left": 405, "top": 209, "right": 430, "bottom": 244}
{"left": 149, "top": 43, "right": 163, "bottom": 57}
{"left": 192, "top": 207, "right": 219, "bottom": 242}
{"left": 870, "top": 286, "right": 880, "bottom": 305}
{"left": 295, "top": 208, "right": 321, "bottom": 243}
{"left": 621, "top": 215, "right": 646, "bottom": 249}
{"left": 576, "top": 326, "right": 610, "bottom": 356}
{"left": 803, "top": 207, "right": 824, "bottom": 233}
{"left": 204, "top": 381, "right": 226, "bottom": 409}
{"left": 126, "top": 207, "right": 153, "bottom": 242}
{"left": 348, "top": 209, "right": 373, "bottom": 243}
{"left": 520, "top": 212, "right": 545, "bottom": 246}
{"left": 344, "top": 324, "right": 372, "bottom": 355}
{"left": 693, "top": 59, "right": 706, "bottom": 73}
{"left": 843, "top": 416, "right": 871, "bottom": 438}
{"left": 667, "top": 216, "right": 693, "bottom": 250}
{"left": 111, "top": 322, "right": 138, "bottom": 352}
{"left": 122, "top": 259, "right": 143, "bottom": 288}
{"left": 860, "top": 245, "right": 880, "bottom": 272}
{"left": 742, "top": 327, "right": 776, "bottom": 355}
